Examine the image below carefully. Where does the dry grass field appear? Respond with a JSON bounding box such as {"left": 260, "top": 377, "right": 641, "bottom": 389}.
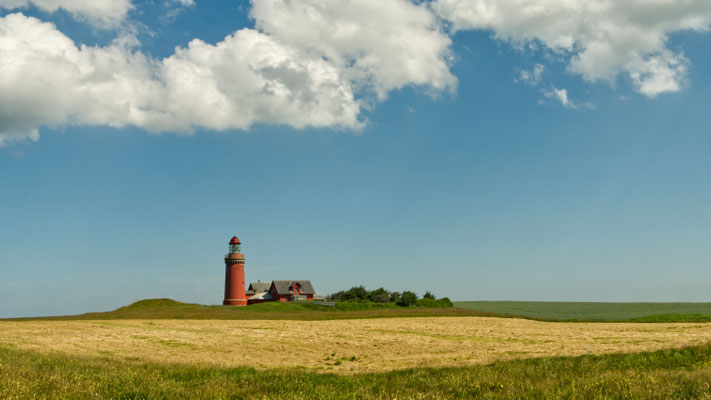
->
{"left": 2, "top": 316, "right": 710, "bottom": 374}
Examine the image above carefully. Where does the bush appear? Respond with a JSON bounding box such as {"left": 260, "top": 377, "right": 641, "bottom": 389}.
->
{"left": 437, "top": 297, "right": 453, "bottom": 307}
{"left": 327, "top": 286, "right": 447, "bottom": 308}
{"left": 329, "top": 286, "right": 369, "bottom": 302}
{"left": 416, "top": 298, "right": 453, "bottom": 308}
{"left": 370, "top": 292, "right": 390, "bottom": 303}
{"left": 396, "top": 291, "right": 418, "bottom": 307}
{"left": 326, "top": 290, "right": 346, "bottom": 302}
{"left": 348, "top": 286, "right": 369, "bottom": 301}
{"left": 368, "top": 287, "right": 391, "bottom": 303}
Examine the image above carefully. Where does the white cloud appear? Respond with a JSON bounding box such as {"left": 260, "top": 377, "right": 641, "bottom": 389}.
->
{"left": 155, "top": 30, "right": 361, "bottom": 132}
{"left": 432, "top": 0, "right": 711, "bottom": 97}
{"left": 5, "top": 0, "right": 707, "bottom": 146}
{"left": 0, "top": 0, "right": 133, "bottom": 27}
{"left": 0, "top": 13, "right": 361, "bottom": 145}
{"left": 0, "top": 128, "right": 39, "bottom": 146}
{"left": 250, "top": 0, "right": 456, "bottom": 99}
{"left": 541, "top": 86, "right": 593, "bottom": 110}
{"left": 163, "top": 0, "right": 195, "bottom": 21}
{"left": 1, "top": 1, "right": 459, "bottom": 145}
{"left": 542, "top": 86, "right": 572, "bottom": 108}
{"left": 516, "top": 63, "right": 544, "bottom": 85}
{"left": 626, "top": 50, "right": 688, "bottom": 98}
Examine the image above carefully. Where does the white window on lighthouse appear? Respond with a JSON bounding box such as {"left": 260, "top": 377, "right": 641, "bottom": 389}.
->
{"left": 229, "top": 242, "right": 241, "bottom": 254}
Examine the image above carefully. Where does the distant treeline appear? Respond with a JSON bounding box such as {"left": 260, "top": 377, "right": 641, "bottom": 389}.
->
{"left": 327, "top": 286, "right": 453, "bottom": 308}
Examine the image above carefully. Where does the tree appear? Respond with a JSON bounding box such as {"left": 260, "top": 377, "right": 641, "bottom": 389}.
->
{"left": 327, "top": 290, "right": 347, "bottom": 302}
{"left": 438, "top": 297, "right": 454, "bottom": 307}
{"left": 423, "top": 291, "right": 436, "bottom": 300}
{"left": 397, "top": 291, "right": 418, "bottom": 307}
{"left": 369, "top": 287, "right": 390, "bottom": 303}
{"left": 342, "top": 286, "right": 368, "bottom": 302}
{"left": 389, "top": 291, "right": 402, "bottom": 304}
{"left": 328, "top": 287, "right": 367, "bottom": 302}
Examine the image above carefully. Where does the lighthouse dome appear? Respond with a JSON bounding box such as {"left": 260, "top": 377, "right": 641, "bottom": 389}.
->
{"left": 229, "top": 236, "right": 241, "bottom": 244}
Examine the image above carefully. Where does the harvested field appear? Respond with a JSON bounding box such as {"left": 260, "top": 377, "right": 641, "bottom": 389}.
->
{"left": 1, "top": 317, "right": 709, "bottom": 374}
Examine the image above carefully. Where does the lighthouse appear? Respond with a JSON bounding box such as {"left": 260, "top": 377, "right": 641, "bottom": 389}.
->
{"left": 223, "top": 236, "right": 247, "bottom": 306}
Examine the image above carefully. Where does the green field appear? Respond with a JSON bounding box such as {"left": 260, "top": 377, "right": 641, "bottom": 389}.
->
{"left": 455, "top": 301, "right": 711, "bottom": 322}
{"left": 5, "top": 298, "right": 487, "bottom": 322}
{"left": 2, "top": 342, "right": 710, "bottom": 399}
{"left": 10, "top": 299, "right": 711, "bottom": 323}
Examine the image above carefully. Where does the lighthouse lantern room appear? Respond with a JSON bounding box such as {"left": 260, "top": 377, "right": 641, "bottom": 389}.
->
{"left": 229, "top": 236, "right": 241, "bottom": 254}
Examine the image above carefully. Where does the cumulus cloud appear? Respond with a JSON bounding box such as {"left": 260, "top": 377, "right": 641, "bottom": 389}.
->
{"left": 0, "top": 0, "right": 133, "bottom": 27}
{"left": 250, "top": 0, "right": 456, "bottom": 99}
{"left": 0, "top": 0, "right": 458, "bottom": 145}
{"left": 432, "top": 0, "right": 711, "bottom": 97}
{"left": 0, "top": 13, "right": 362, "bottom": 145}
{"left": 155, "top": 30, "right": 361, "bottom": 132}
{"left": 3, "top": 0, "right": 708, "bottom": 145}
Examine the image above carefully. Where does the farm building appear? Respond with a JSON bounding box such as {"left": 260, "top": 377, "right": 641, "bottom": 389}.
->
{"left": 246, "top": 280, "right": 321, "bottom": 305}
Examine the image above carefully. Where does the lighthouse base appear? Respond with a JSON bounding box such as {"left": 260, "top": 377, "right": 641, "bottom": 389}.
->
{"left": 223, "top": 299, "right": 248, "bottom": 306}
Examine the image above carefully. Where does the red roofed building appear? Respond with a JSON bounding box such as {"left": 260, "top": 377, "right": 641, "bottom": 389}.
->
{"left": 246, "top": 280, "right": 316, "bottom": 304}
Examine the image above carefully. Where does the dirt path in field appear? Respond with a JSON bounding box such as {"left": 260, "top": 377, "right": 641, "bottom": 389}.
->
{"left": 1, "top": 317, "right": 709, "bottom": 373}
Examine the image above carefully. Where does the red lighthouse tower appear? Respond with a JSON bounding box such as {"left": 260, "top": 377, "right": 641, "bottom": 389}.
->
{"left": 223, "top": 236, "right": 247, "bottom": 306}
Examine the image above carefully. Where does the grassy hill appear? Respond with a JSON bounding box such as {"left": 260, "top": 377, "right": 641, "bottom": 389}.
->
{"left": 5, "top": 299, "right": 491, "bottom": 321}
{"left": 455, "top": 301, "right": 711, "bottom": 322}
{"left": 9, "top": 299, "right": 711, "bottom": 322}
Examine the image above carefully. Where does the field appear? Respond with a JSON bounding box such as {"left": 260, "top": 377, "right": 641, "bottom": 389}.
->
{"left": 2, "top": 300, "right": 711, "bottom": 398}
{"left": 2, "top": 342, "right": 711, "bottom": 399}
{"left": 2, "top": 317, "right": 711, "bottom": 374}
{"left": 455, "top": 301, "right": 711, "bottom": 322}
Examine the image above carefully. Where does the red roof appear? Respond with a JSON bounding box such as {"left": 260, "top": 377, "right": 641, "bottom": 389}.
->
{"left": 229, "top": 236, "right": 241, "bottom": 244}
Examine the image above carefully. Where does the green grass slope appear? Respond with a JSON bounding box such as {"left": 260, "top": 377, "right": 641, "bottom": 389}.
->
{"left": 455, "top": 301, "right": 711, "bottom": 322}
{"left": 6, "top": 299, "right": 490, "bottom": 321}
{"left": 1, "top": 342, "right": 711, "bottom": 399}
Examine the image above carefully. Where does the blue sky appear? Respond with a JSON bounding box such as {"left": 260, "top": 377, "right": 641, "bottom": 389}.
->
{"left": 1, "top": 0, "right": 711, "bottom": 317}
